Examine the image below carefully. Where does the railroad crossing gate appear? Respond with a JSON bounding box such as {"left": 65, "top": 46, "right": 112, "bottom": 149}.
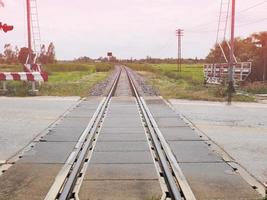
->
{"left": 0, "top": 0, "right": 48, "bottom": 95}
{"left": 204, "top": 62, "right": 252, "bottom": 84}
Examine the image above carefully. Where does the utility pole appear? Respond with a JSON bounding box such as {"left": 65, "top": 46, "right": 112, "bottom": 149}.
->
{"left": 176, "top": 29, "right": 184, "bottom": 74}
{"left": 227, "top": 0, "right": 236, "bottom": 104}
{"left": 26, "top": 0, "right": 32, "bottom": 64}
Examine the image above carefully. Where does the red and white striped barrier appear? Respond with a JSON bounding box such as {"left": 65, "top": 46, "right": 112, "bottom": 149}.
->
{"left": 0, "top": 64, "right": 48, "bottom": 94}
{"left": 23, "top": 64, "right": 43, "bottom": 73}
{"left": 0, "top": 72, "right": 48, "bottom": 82}
{"left": 204, "top": 62, "right": 252, "bottom": 84}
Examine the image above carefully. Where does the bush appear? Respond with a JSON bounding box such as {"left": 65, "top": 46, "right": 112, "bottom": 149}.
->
{"left": 43, "top": 63, "right": 94, "bottom": 74}
{"left": 95, "top": 63, "right": 114, "bottom": 72}
{"left": 242, "top": 82, "right": 267, "bottom": 94}
{"left": 213, "top": 86, "right": 227, "bottom": 97}
{"left": 126, "top": 63, "right": 160, "bottom": 73}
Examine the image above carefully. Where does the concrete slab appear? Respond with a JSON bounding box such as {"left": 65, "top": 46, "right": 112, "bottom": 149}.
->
{"left": 55, "top": 117, "right": 89, "bottom": 128}
{"left": 66, "top": 109, "right": 95, "bottom": 118}
{"left": 149, "top": 108, "right": 178, "bottom": 118}
{"left": 144, "top": 97, "right": 165, "bottom": 104}
{"left": 84, "top": 164, "right": 158, "bottom": 180}
{"left": 95, "top": 141, "right": 150, "bottom": 152}
{"left": 107, "top": 107, "right": 138, "bottom": 115}
{"left": 79, "top": 180, "right": 162, "bottom": 200}
{"left": 105, "top": 112, "right": 141, "bottom": 118}
{"left": 155, "top": 117, "right": 187, "bottom": 127}
{"left": 19, "top": 141, "right": 76, "bottom": 164}
{"left": 97, "top": 134, "right": 147, "bottom": 142}
{"left": 43, "top": 127, "right": 86, "bottom": 142}
{"left": 102, "top": 117, "right": 143, "bottom": 128}
{"left": 0, "top": 163, "right": 62, "bottom": 200}
{"left": 144, "top": 97, "right": 177, "bottom": 118}
{"left": 180, "top": 162, "right": 261, "bottom": 200}
{"left": 100, "top": 127, "right": 144, "bottom": 134}
{"left": 109, "top": 103, "right": 137, "bottom": 107}
{"left": 110, "top": 99, "right": 136, "bottom": 103}
{"left": 91, "top": 152, "right": 154, "bottom": 164}
{"left": 159, "top": 127, "right": 203, "bottom": 141}
{"left": 85, "top": 96, "right": 105, "bottom": 102}
{"left": 0, "top": 96, "right": 79, "bottom": 161}
{"left": 170, "top": 99, "right": 267, "bottom": 185}
{"left": 169, "top": 141, "right": 223, "bottom": 163}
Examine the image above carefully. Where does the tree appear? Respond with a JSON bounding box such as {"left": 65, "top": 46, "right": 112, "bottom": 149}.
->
{"left": 3, "top": 44, "right": 17, "bottom": 63}
{"left": 46, "top": 42, "right": 56, "bottom": 63}
{"left": 37, "top": 43, "right": 56, "bottom": 64}
{"left": 74, "top": 56, "right": 93, "bottom": 63}
{"left": 251, "top": 32, "right": 267, "bottom": 81}
{"left": 18, "top": 47, "right": 29, "bottom": 64}
{"left": 39, "top": 44, "right": 47, "bottom": 64}
{"left": 206, "top": 32, "right": 267, "bottom": 81}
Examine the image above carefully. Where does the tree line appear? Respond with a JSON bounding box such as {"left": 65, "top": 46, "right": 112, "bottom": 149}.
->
{"left": 206, "top": 32, "right": 267, "bottom": 82}
{"left": 0, "top": 42, "right": 56, "bottom": 64}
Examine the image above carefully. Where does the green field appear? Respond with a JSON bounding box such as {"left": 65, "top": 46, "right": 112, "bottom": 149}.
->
{"left": 0, "top": 63, "right": 112, "bottom": 97}
{"left": 127, "top": 63, "right": 255, "bottom": 102}
{"left": 0, "top": 62, "right": 259, "bottom": 101}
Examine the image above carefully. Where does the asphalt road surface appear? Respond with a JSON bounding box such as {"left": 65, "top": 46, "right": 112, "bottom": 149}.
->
{"left": 170, "top": 99, "right": 267, "bottom": 186}
{"left": 0, "top": 96, "right": 80, "bottom": 163}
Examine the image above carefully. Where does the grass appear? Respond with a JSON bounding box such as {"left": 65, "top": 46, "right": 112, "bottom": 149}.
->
{"left": 242, "top": 82, "right": 267, "bottom": 94}
{"left": 0, "top": 64, "right": 21, "bottom": 72}
{"left": 127, "top": 63, "right": 255, "bottom": 102}
{"left": 38, "top": 72, "right": 108, "bottom": 97}
{"left": 0, "top": 62, "right": 112, "bottom": 97}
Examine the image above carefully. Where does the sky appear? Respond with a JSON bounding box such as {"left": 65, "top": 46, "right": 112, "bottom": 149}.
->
{"left": 0, "top": 0, "right": 266, "bottom": 60}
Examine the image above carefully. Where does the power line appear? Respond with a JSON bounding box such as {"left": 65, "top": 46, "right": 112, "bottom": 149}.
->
{"left": 186, "top": 0, "right": 267, "bottom": 32}
{"left": 238, "top": 0, "right": 267, "bottom": 13}
{"left": 187, "top": 16, "right": 267, "bottom": 33}
{"left": 238, "top": 17, "right": 267, "bottom": 27}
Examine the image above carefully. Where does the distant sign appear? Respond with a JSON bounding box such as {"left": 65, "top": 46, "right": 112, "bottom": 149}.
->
{"left": 204, "top": 62, "right": 252, "bottom": 84}
{"left": 107, "top": 52, "right": 112, "bottom": 57}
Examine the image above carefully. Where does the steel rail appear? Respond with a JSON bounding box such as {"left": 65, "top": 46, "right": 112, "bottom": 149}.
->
{"left": 140, "top": 97, "right": 197, "bottom": 200}
{"left": 59, "top": 68, "right": 121, "bottom": 200}
{"left": 45, "top": 67, "right": 122, "bottom": 200}
{"left": 125, "top": 67, "right": 184, "bottom": 200}
{"left": 127, "top": 67, "right": 196, "bottom": 200}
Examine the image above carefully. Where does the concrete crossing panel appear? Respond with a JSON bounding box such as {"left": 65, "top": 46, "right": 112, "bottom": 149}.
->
{"left": 169, "top": 141, "right": 222, "bottom": 163}
{"left": 84, "top": 164, "right": 158, "bottom": 180}
{"left": 159, "top": 127, "right": 203, "bottom": 141}
{"left": 19, "top": 142, "right": 76, "bottom": 164}
{"left": 155, "top": 117, "right": 187, "bottom": 127}
{"left": 97, "top": 134, "right": 147, "bottom": 142}
{"left": 95, "top": 141, "right": 150, "bottom": 152}
{"left": 180, "top": 162, "right": 261, "bottom": 200}
{"left": 100, "top": 127, "right": 144, "bottom": 134}
{"left": 66, "top": 109, "right": 95, "bottom": 118}
{"left": 79, "top": 180, "right": 162, "bottom": 200}
{"left": 91, "top": 152, "right": 154, "bottom": 164}
{"left": 0, "top": 163, "right": 62, "bottom": 200}
{"left": 103, "top": 117, "right": 143, "bottom": 128}
{"left": 55, "top": 117, "right": 89, "bottom": 128}
{"left": 43, "top": 127, "right": 86, "bottom": 142}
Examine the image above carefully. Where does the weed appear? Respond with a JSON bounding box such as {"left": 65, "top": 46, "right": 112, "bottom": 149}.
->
{"left": 95, "top": 63, "right": 114, "bottom": 72}
{"left": 0, "top": 63, "right": 112, "bottom": 97}
{"left": 135, "top": 64, "right": 255, "bottom": 102}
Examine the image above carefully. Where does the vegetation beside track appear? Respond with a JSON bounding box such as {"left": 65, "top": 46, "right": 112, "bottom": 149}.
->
{"left": 0, "top": 63, "right": 113, "bottom": 97}
{"left": 127, "top": 63, "right": 255, "bottom": 102}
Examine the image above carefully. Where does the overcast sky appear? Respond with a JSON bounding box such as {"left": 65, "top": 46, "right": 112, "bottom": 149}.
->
{"left": 0, "top": 0, "right": 266, "bottom": 60}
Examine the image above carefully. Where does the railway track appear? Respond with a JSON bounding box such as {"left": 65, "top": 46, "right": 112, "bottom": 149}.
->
{"left": 44, "top": 66, "right": 194, "bottom": 200}
{"left": 0, "top": 65, "right": 262, "bottom": 200}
